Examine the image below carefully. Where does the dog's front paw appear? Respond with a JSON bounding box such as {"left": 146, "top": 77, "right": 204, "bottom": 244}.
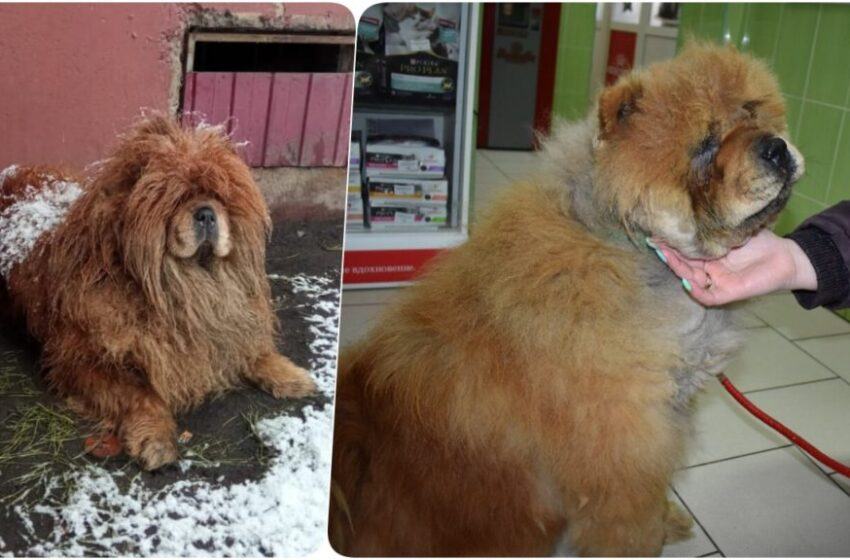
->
{"left": 123, "top": 425, "right": 179, "bottom": 471}
{"left": 138, "top": 437, "right": 179, "bottom": 471}
{"left": 268, "top": 367, "right": 317, "bottom": 399}
{"left": 252, "top": 353, "right": 317, "bottom": 399}
{"left": 664, "top": 500, "right": 694, "bottom": 543}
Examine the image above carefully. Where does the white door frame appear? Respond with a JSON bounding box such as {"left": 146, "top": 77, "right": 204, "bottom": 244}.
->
{"left": 590, "top": 3, "right": 679, "bottom": 98}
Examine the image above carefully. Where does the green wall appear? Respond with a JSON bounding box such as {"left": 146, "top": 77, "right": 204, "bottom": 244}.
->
{"left": 551, "top": 3, "right": 597, "bottom": 121}
{"left": 680, "top": 3, "right": 850, "bottom": 236}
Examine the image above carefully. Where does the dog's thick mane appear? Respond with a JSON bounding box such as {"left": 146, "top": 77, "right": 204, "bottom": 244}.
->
{"left": 538, "top": 117, "right": 605, "bottom": 233}
{"left": 52, "top": 117, "right": 270, "bottom": 313}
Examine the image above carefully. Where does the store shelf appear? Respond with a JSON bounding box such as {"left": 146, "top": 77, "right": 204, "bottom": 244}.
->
{"left": 353, "top": 98, "right": 456, "bottom": 116}
{"left": 343, "top": 4, "right": 478, "bottom": 287}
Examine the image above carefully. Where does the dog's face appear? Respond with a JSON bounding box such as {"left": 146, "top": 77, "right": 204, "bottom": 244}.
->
{"left": 593, "top": 44, "right": 804, "bottom": 258}
{"left": 90, "top": 116, "right": 271, "bottom": 305}
{"left": 166, "top": 197, "right": 232, "bottom": 270}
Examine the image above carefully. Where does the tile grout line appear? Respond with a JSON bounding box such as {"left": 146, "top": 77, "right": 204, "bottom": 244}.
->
{"left": 828, "top": 472, "right": 850, "bottom": 497}
{"left": 769, "top": 4, "right": 784, "bottom": 66}
{"left": 792, "top": 330, "right": 850, "bottom": 342}
{"left": 477, "top": 151, "right": 519, "bottom": 182}
{"left": 670, "top": 486, "right": 724, "bottom": 558}
{"left": 774, "top": 324, "right": 850, "bottom": 387}
{"left": 684, "top": 444, "right": 793, "bottom": 470}
{"left": 822, "top": 106, "right": 848, "bottom": 205}
{"left": 730, "top": 322, "right": 843, "bottom": 390}
{"left": 825, "top": 34, "right": 850, "bottom": 204}
{"left": 787, "top": 189, "right": 828, "bottom": 207}
{"left": 738, "top": 375, "right": 838, "bottom": 397}
{"left": 794, "top": 445, "right": 850, "bottom": 497}
{"left": 783, "top": 93, "right": 850, "bottom": 114}
{"left": 746, "top": 311, "right": 850, "bottom": 380}
{"left": 792, "top": 4, "right": 821, "bottom": 138}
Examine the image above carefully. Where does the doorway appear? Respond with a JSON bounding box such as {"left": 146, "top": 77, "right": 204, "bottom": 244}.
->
{"left": 477, "top": 3, "right": 561, "bottom": 150}
{"left": 589, "top": 3, "right": 680, "bottom": 97}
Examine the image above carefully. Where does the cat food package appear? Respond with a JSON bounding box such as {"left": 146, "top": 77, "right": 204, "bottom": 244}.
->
{"left": 383, "top": 3, "right": 460, "bottom": 103}
{"left": 355, "top": 5, "right": 385, "bottom": 99}
{"left": 350, "top": 135, "right": 362, "bottom": 172}
{"left": 348, "top": 169, "right": 366, "bottom": 229}
{"left": 368, "top": 178, "right": 448, "bottom": 204}
{"left": 347, "top": 194, "right": 366, "bottom": 228}
{"left": 369, "top": 201, "right": 448, "bottom": 229}
{"left": 364, "top": 135, "right": 446, "bottom": 179}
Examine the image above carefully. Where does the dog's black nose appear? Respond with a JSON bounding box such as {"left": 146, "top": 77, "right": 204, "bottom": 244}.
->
{"left": 759, "top": 136, "right": 791, "bottom": 172}
{"left": 194, "top": 207, "right": 216, "bottom": 225}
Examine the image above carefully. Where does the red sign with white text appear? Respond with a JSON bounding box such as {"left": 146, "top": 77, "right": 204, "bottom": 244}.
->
{"left": 343, "top": 249, "right": 443, "bottom": 284}
{"left": 605, "top": 30, "right": 637, "bottom": 85}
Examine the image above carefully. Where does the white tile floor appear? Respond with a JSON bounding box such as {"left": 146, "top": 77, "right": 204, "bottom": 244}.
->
{"left": 340, "top": 150, "right": 850, "bottom": 556}
{"left": 473, "top": 149, "right": 538, "bottom": 217}
{"left": 672, "top": 296, "right": 850, "bottom": 556}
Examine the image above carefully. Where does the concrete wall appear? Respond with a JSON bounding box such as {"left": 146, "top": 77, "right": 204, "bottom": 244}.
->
{"left": 0, "top": 3, "right": 353, "bottom": 169}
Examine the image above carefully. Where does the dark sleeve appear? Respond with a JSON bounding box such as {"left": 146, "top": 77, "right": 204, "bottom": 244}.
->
{"left": 785, "top": 201, "right": 850, "bottom": 310}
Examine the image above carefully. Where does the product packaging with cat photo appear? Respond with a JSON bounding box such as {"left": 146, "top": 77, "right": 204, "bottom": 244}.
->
{"left": 383, "top": 3, "right": 460, "bottom": 103}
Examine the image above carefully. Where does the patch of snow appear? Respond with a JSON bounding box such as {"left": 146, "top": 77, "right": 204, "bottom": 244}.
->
{"left": 13, "top": 274, "right": 340, "bottom": 557}
{"left": 0, "top": 167, "right": 82, "bottom": 277}
{"left": 0, "top": 165, "right": 19, "bottom": 184}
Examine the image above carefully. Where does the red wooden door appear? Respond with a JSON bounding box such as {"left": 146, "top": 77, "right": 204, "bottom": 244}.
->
{"left": 182, "top": 72, "right": 352, "bottom": 168}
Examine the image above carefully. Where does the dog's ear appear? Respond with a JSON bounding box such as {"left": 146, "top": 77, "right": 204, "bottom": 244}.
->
{"left": 598, "top": 77, "right": 643, "bottom": 140}
{"left": 96, "top": 114, "right": 181, "bottom": 195}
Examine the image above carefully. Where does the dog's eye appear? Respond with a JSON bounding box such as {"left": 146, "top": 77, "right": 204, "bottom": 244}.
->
{"left": 692, "top": 134, "right": 720, "bottom": 169}
{"left": 742, "top": 100, "right": 761, "bottom": 118}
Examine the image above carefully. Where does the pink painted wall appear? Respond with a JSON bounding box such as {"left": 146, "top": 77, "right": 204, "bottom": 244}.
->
{"left": 0, "top": 3, "right": 353, "bottom": 169}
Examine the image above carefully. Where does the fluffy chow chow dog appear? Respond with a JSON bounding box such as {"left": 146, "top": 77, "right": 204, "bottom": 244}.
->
{"left": 330, "top": 45, "right": 803, "bottom": 556}
{"left": 0, "top": 116, "right": 315, "bottom": 470}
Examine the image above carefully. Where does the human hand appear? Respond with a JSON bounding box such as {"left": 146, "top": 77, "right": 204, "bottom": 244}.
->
{"left": 650, "top": 229, "right": 817, "bottom": 306}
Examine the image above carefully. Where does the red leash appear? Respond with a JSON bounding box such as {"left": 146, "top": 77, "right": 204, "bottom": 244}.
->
{"left": 717, "top": 373, "right": 850, "bottom": 478}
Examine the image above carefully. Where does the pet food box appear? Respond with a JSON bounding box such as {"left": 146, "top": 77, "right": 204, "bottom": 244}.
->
{"left": 348, "top": 170, "right": 366, "bottom": 229}
{"left": 369, "top": 201, "right": 447, "bottom": 230}
{"left": 355, "top": 5, "right": 385, "bottom": 100}
{"left": 350, "top": 136, "right": 362, "bottom": 171}
{"left": 368, "top": 178, "right": 448, "bottom": 204}
{"left": 347, "top": 132, "right": 366, "bottom": 228}
{"left": 382, "top": 3, "right": 459, "bottom": 104}
{"left": 365, "top": 136, "right": 446, "bottom": 179}
{"left": 347, "top": 194, "right": 365, "bottom": 228}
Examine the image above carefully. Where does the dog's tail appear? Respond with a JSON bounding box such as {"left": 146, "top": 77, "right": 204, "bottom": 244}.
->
{"left": 328, "top": 347, "right": 374, "bottom": 554}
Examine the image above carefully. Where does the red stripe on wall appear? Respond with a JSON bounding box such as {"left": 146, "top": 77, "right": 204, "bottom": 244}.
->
{"left": 533, "top": 3, "right": 562, "bottom": 143}
{"left": 476, "top": 4, "right": 496, "bottom": 148}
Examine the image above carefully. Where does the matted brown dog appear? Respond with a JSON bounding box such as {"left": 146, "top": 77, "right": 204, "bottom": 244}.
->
{"left": 0, "top": 116, "right": 315, "bottom": 470}
{"left": 330, "top": 45, "right": 804, "bottom": 556}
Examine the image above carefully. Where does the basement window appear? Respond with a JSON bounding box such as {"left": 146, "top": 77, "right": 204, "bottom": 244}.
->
{"left": 186, "top": 32, "right": 355, "bottom": 73}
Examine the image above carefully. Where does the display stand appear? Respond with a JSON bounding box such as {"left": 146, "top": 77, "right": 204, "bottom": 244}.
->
{"left": 343, "top": 4, "right": 479, "bottom": 288}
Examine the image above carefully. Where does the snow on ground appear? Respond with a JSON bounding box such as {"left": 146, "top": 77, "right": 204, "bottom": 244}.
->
{"left": 13, "top": 274, "right": 340, "bottom": 557}
{"left": 0, "top": 166, "right": 83, "bottom": 277}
